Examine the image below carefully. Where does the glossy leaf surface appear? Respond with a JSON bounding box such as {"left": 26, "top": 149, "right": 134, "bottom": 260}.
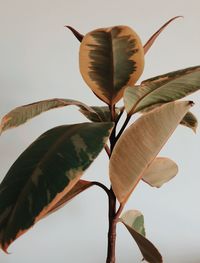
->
{"left": 0, "top": 98, "right": 97, "bottom": 134}
{"left": 124, "top": 66, "right": 200, "bottom": 115}
{"left": 142, "top": 157, "right": 178, "bottom": 187}
{"left": 110, "top": 101, "right": 193, "bottom": 203}
{"left": 79, "top": 26, "right": 144, "bottom": 105}
{"left": 121, "top": 210, "right": 162, "bottom": 263}
{"left": 0, "top": 122, "right": 113, "bottom": 252}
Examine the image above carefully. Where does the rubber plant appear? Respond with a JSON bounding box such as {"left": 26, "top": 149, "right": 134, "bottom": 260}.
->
{"left": 0, "top": 17, "right": 200, "bottom": 263}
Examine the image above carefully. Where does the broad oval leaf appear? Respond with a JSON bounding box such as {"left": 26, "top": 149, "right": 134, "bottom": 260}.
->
{"left": 0, "top": 98, "right": 98, "bottom": 134}
{"left": 120, "top": 210, "right": 162, "bottom": 263}
{"left": 142, "top": 157, "right": 178, "bottom": 188}
{"left": 109, "top": 101, "right": 193, "bottom": 203}
{"left": 144, "top": 16, "right": 182, "bottom": 54}
{"left": 124, "top": 66, "right": 200, "bottom": 115}
{"left": 79, "top": 26, "right": 144, "bottom": 105}
{"left": 0, "top": 122, "right": 113, "bottom": 252}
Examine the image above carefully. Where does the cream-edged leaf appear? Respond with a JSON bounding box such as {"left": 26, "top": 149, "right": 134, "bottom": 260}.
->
{"left": 0, "top": 122, "right": 113, "bottom": 252}
{"left": 124, "top": 66, "right": 200, "bottom": 115}
{"left": 79, "top": 26, "right": 144, "bottom": 105}
{"left": 109, "top": 101, "right": 193, "bottom": 203}
{"left": 0, "top": 98, "right": 97, "bottom": 134}
{"left": 142, "top": 157, "right": 178, "bottom": 188}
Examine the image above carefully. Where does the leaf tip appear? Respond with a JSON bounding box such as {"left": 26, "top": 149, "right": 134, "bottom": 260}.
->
{"left": 188, "top": 101, "right": 195, "bottom": 107}
{"left": 64, "top": 25, "right": 83, "bottom": 42}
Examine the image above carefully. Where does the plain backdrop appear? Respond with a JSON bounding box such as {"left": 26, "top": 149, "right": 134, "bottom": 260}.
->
{"left": 0, "top": 0, "right": 200, "bottom": 262}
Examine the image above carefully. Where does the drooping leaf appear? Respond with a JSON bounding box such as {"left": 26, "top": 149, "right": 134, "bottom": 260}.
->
{"left": 0, "top": 98, "right": 98, "bottom": 134}
{"left": 65, "top": 26, "right": 84, "bottom": 42}
{"left": 109, "top": 101, "right": 193, "bottom": 203}
{"left": 120, "top": 210, "right": 162, "bottom": 263}
{"left": 0, "top": 122, "right": 113, "bottom": 252}
{"left": 144, "top": 16, "right": 182, "bottom": 54}
{"left": 124, "top": 66, "right": 200, "bottom": 115}
{"left": 142, "top": 157, "right": 178, "bottom": 188}
{"left": 180, "top": 111, "right": 198, "bottom": 133}
{"left": 80, "top": 106, "right": 121, "bottom": 122}
{"left": 46, "top": 180, "right": 93, "bottom": 216}
{"left": 79, "top": 26, "right": 144, "bottom": 105}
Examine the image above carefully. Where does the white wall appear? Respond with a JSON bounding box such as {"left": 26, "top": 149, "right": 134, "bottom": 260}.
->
{"left": 0, "top": 0, "right": 200, "bottom": 262}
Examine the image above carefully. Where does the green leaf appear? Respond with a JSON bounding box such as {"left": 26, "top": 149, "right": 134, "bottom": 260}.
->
{"left": 0, "top": 122, "right": 113, "bottom": 252}
{"left": 142, "top": 157, "right": 178, "bottom": 188}
{"left": 180, "top": 111, "right": 198, "bottom": 133}
{"left": 0, "top": 98, "right": 98, "bottom": 134}
{"left": 109, "top": 101, "right": 193, "bottom": 203}
{"left": 144, "top": 16, "right": 182, "bottom": 54}
{"left": 124, "top": 66, "right": 200, "bottom": 115}
{"left": 46, "top": 180, "right": 93, "bottom": 216}
{"left": 80, "top": 106, "right": 121, "bottom": 122}
{"left": 120, "top": 210, "right": 162, "bottom": 263}
{"left": 79, "top": 26, "right": 144, "bottom": 105}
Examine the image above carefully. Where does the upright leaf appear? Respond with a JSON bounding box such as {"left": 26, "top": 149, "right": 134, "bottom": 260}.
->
{"left": 65, "top": 26, "right": 84, "bottom": 42}
{"left": 0, "top": 122, "right": 113, "bottom": 252}
{"left": 0, "top": 98, "right": 98, "bottom": 134}
{"left": 120, "top": 210, "right": 162, "bottom": 263}
{"left": 109, "top": 101, "right": 193, "bottom": 203}
{"left": 142, "top": 157, "right": 178, "bottom": 188}
{"left": 79, "top": 26, "right": 144, "bottom": 105}
{"left": 124, "top": 66, "right": 200, "bottom": 115}
{"left": 144, "top": 16, "right": 182, "bottom": 54}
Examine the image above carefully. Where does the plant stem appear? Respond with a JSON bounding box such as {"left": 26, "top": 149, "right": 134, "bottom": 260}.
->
{"left": 106, "top": 104, "right": 118, "bottom": 263}
{"left": 106, "top": 188, "right": 117, "bottom": 263}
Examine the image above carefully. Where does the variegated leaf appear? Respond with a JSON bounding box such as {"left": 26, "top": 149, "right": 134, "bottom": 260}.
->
{"left": 46, "top": 180, "right": 93, "bottom": 216}
{"left": 80, "top": 106, "right": 121, "bottom": 122}
{"left": 142, "top": 157, "right": 178, "bottom": 188}
{"left": 109, "top": 101, "right": 193, "bottom": 203}
{"left": 79, "top": 26, "right": 144, "bottom": 105}
{"left": 144, "top": 16, "right": 182, "bottom": 54}
{"left": 0, "top": 98, "right": 97, "bottom": 134}
{"left": 124, "top": 66, "right": 200, "bottom": 115}
{"left": 0, "top": 122, "right": 113, "bottom": 252}
{"left": 180, "top": 111, "right": 198, "bottom": 133}
{"left": 120, "top": 210, "right": 162, "bottom": 263}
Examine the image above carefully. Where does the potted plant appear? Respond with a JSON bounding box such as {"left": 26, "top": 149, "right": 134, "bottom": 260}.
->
{"left": 0, "top": 17, "right": 199, "bottom": 263}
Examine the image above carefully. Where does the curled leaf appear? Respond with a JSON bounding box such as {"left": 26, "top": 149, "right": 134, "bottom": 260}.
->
{"left": 142, "top": 157, "right": 178, "bottom": 188}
